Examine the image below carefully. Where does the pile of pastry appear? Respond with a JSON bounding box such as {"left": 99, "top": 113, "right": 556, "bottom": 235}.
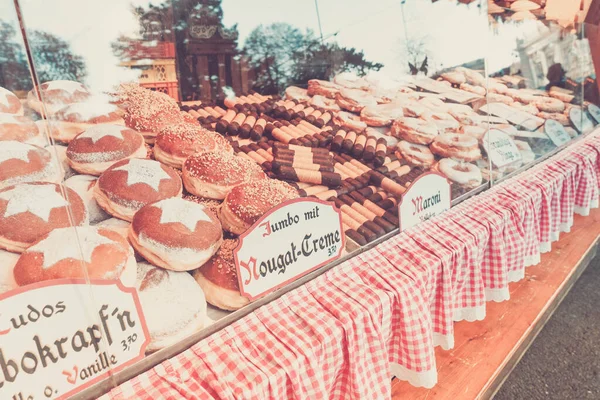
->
{"left": 0, "top": 82, "right": 298, "bottom": 352}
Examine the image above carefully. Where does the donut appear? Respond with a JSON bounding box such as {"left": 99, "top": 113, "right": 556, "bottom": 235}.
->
{"left": 64, "top": 175, "right": 110, "bottom": 224}
{"left": 390, "top": 117, "right": 438, "bottom": 145}
{"left": 183, "top": 194, "right": 222, "bottom": 215}
{"left": 460, "top": 83, "right": 486, "bottom": 96}
{"left": 66, "top": 124, "right": 147, "bottom": 175}
{"left": 430, "top": 133, "right": 482, "bottom": 162}
{"left": 506, "top": 89, "right": 536, "bottom": 104}
{"left": 27, "top": 80, "right": 91, "bottom": 116}
{"left": 0, "top": 87, "right": 23, "bottom": 116}
{"left": 95, "top": 218, "right": 131, "bottom": 240}
{"left": 310, "top": 95, "right": 341, "bottom": 111}
{"left": 360, "top": 103, "right": 404, "bottom": 126}
{"left": 440, "top": 71, "right": 466, "bottom": 85}
{"left": 334, "top": 111, "right": 368, "bottom": 132}
{"left": 154, "top": 124, "right": 233, "bottom": 169}
{"left": 400, "top": 102, "right": 429, "bottom": 118}
{"left": 549, "top": 90, "right": 574, "bottom": 103}
{"left": 395, "top": 141, "right": 435, "bottom": 168}
{"left": 0, "top": 250, "right": 18, "bottom": 294}
{"left": 219, "top": 179, "right": 298, "bottom": 235}
{"left": 0, "top": 115, "right": 45, "bottom": 146}
{"left": 335, "top": 88, "right": 377, "bottom": 113}
{"left": 0, "top": 141, "right": 63, "bottom": 190}
{"left": 333, "top": 72, "right": 368, "bottom": 90}
{"left": 419, "top": 97, "right": 449, "bottom": 112}
{"left": 512, "top": 102, "right": 539, "bottom": 115}
{"left": 0, "top": 182, "right": 87, "bottom": 253}
{"left": 136, "top": 261, "right": 207, "bottom": 353}
{"left": 13, "top": 226, "right": 136, "bottom": 287}
{"left": 538, "top": 112, "right": 569, "bottom": 126}
{"left": 437, "top": 158, "right": 482, "bottom": 189}
{"left": 94, "top": 158, "right": 182, "bottom": 221}
{"left": 460, "top": 125, "right": 487, "bottom": 140}
{"left": 183, "top": 152, "right": 266, "bottom": 200}
{"left": 307, "top": 79, "right": 342, "bottom": 98}
{"left": 193, "top": 238, "right": 250, "bottom": 311}
{"left": 488, "top": 80, "right": 509, "bottom": 95}
{"left": 533, "top": 97, "right": 565, "bottom": 113}
{"left": 488, "top": 93, "right": 514, "bottom": 105}
{"left": 122, "top": 86, "right": 182, "bottom": 143}
{"left": 129, "top": 197, "right": 222, "bottom": 271}
{"left": 52, "top": 100, "right": 125, "bottom": 142}
{"left": 285, "top": 86, "right": 310, "bottom": 101}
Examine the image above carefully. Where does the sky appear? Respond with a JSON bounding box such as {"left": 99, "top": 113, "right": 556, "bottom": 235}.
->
{"left": 0, "top": 0, "right": 560, "bottom": 92}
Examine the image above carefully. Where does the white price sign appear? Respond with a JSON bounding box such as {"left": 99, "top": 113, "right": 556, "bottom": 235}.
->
{"left": 587, "top": 104, "right": 600, "bottom": 124}
{"left": 234, "top": 198, "right": 344, "bottom": 300}
{"left": 569, "top": 107, "right": 595, "bottom": 133}
{"left": 483, "top": 129, "right": 522, "bottom": 168}
{"left": 544, "top": 119, "right": 571, "bottom": 146}
{"left": 399, "top": 172, "right": 451, "bottom": 231}
{"left": 0, "top": 280, "right": 149, "bottom": 400}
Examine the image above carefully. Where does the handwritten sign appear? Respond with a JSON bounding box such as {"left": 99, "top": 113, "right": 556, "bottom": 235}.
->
{"left": 544, "top": 119, "right": 571, "bottom": 147}
{"left": 0, "top": 280, "right": 149, "bottom": 400}
{"left": 480, "top": 103, "right": 545, "bottom": 131}
{"left": 570, "top": 107, "right": 595, "bottom": 133}
{"left": 482, "top": 129, "right": 522, "bottom": 168}
{"left": 234, "top": 198, "right": 344, "bottom": 300}
{"left": 399, "top": 172, "right": 451, "bottom": 231}
{"left": 588, "top": 104, "right": 600, "bottom": 124}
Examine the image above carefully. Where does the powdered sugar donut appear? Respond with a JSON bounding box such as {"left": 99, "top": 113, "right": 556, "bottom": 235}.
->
{"left": 437, "top": 158, "right": 482, "bottom": 189}
{"left": 307, "top": 79, "right": 342, "bottom": 98}
{"left": 193, "top": 238, "right": 250, "bottom": 311}
{"left": 27, "top": 80, "right": 91, "bottom": 116}
{"left": 66, "top": 124, "right": 146, "bottom": 175}
{"left": 0, "top": 87, "right": 23, "bottom": 116}
{"left": 64, "top": 175, "right": 110, "bottom": 224}
{"left": 488, "top": 93, "right": 514, "bottom": 106}
{"left": 430, "top": 133, "right": 481, "bottom": 162}
{"left": 183, "top": 151, "right": 266, "bottom": 200}
{"left": 285, "top": 86, "right": 310, "bottom": 101}
{"left": 360, "top": 103, "right": 404, "bottom": 126}
{"left": 533, "top": 97, "right": 565, "bottom": 113}
{"left": 0, "top": 115, "right": 46, "bottom": 147}
{"left": 220, "top": 179, "right": 298, "bottom": 235}
{"left": 0, "top": 141, "right": 63, "bottom": 190}
{"left": 334, "top": 111, "right": 367, "bottom": 132}
{"left": 460, "top": 125, "right": 487, "bottom": 140}
{"left": 0, "top": 250, "right": 18, "bottom": 294}
{"left": 506, "top": 89, "right": 536, "bottom": 104}
{"left": 129, "top": 197, "right": 222, "bottom": 271}
{"left": 549, "top": 90, "right": 574, "bottom": 103}
{"left": 390, "top": 117, "right": 438, "bottom": 145}
{"left": 94, "top": 158, "right": 182, "bottom": 221}
{"left": 13, "top": 226, "right": 136, "bottom": 287}
{"left": 136, "top": 261, "right": 207, "bottom": 353}
{"left": 53, "top": 100, "right": 125, "bottom": 142}
{"left": 334, "top": 72, "right": 368, "bottom": 90}
{"left": 335, "top": 88, "right": 377, "bottom": 113}
{"left": 95, "top": 218, "right": 130, "bottom": 239}
{"left": 310, "top": 95, "right": 341, "bottom": 111}
{"left": 0, "top": 182, "right": 87, "bottom": 252}
{"left": 154, "top": 124, "right": 233, "bottom": 169}
{"left": 395, "top": 141, "right": 435, "bottom": 168}
{"left": 460, "top": 83, "right": 486, "bottom": 96}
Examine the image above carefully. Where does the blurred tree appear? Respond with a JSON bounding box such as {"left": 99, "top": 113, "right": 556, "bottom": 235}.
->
{"left": 0, "top": 21, "right": 31, "bottom": 91}
{"left": 244, "top": 23, "right": 383, "bottom": 94}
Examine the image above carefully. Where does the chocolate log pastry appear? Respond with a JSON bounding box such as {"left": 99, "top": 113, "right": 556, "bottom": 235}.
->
{"left": 338, "top": 194, "right": 395, "bottom": 233}
{"left": 274, "top": 165, "right": 342, "bottom": 187}
{"left": 347, "top": 191, "right": 399, "bottom": 225}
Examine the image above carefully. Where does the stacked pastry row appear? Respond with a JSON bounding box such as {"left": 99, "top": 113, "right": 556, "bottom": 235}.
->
{"left": 0, "top": 83, "right": 298, "bottom": 353}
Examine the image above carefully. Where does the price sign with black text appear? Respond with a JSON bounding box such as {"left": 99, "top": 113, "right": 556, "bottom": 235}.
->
{"left": 587, "top": 104, "right": 600, "bottom": 124}
{"left": 0, "top": 280, "right": 149, "bottom": 400}
{"left": 234, "top": 198, "right": 344, "bottom": 300}
{"left": 544, "top": 119, "right": 571, "bottom": 147}
{"left": 399, "top": 172, "right": 451, "bottom": 232}
{"left": 482, "top": 129, "right": 522, "bottom": 168}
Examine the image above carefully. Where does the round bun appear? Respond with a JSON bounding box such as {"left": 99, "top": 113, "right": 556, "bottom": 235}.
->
{"left": 0, "top": 87, "right": 24, "bottom": 116}
{"left": 219, "top": 179, "right": 298, "bottom": 235}
{"left": 13, "top": 226, "right": 136, "bottom": 287}
{"left": 0, "top": 182, "right": 87, "bottom": 252}
{"left": 129, "top": 197, "right": 222, "bottom": 271}
{"left": 64, "top": 175, "right": 110, "bottom": 224}
{"left": 67, "top": 124, "right": 146, "bottom": 175}
{"left": 122, "top": 87, "right": 181, "bottom": 144}
{"left": 136, "top": 261, "right": 207, "bottom": 353}
{"left": 193, "top": 238, "right": 249, "bottom": 311}
{"left": 154, "top": 124, "right": 233, "bottom": 169}
{"left": 430, "top": 133, "right": 481, "bottom": 162}
{"left": 95, "top": 158, "right": 182, "bottom": 221}
{"left": 0, "top": 249, "right": 18, "bottom": 294}
{"left": 0, "top": 115, "right": 45, "bottom": 146}
{"left": 0, "top": 141, "right": 63, "bottom": 190}
{"left": 183, "top": 152, "right": 266, "bottom": 199}
{"left": 95, "top": 218, "right": 130, "bottom": 240}
{"left": 53, "top": 100, "right": 125, "bottom": 142}
{"left": 437, "top": 158, "right": 482, "bottom": 189}
{"left": 27, "top": 80, "right": 91, "bottom": 116}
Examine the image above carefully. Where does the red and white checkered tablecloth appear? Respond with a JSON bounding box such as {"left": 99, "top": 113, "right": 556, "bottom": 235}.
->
{"left": 105, "top": 129, "right": 600, "bottom": 399}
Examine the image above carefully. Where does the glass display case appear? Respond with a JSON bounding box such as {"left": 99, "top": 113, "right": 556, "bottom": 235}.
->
{"left": 0, "top": 0, "right": 597, "bottom": 398}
